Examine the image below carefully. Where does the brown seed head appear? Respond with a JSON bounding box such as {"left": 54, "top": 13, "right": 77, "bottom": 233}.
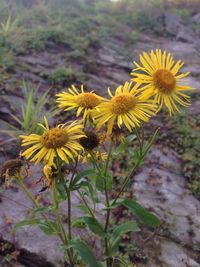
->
{"left": 79, "top": 131, "right": 100, "bottom": 150}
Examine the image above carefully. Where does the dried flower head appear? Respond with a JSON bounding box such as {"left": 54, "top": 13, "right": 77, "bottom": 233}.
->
{"left": 79, "top": 130, "right": 100, "bottom": 151}
{"left": 0, "top": 159, "right": 24, "bottom": 187}
{"left": 110, "top": 125, "right": 125, "bottom": 144}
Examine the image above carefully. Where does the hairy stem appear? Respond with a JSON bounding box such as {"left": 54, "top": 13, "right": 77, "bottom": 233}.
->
{"left": 77, "top": 189, "right": 95, "bottom": 219}
{"left": 113, "top": 128, "right": 159, "bottom": 206}
{"left": 103, "top": 142, "right": 113, "bottom": 267}
{"left": 55, "top": 158, "right": 74, "bottom": 265}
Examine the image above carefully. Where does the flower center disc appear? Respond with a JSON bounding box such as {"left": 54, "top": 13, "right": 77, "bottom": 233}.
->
{"left": 76, "top": 93, "right": 100, "bottom": 109}
{"left": 153, "top": 69, "right": 176, "bottom": 94}
{"left": 40, "top": 128, "right": 68, "bottom": 149}
{"left": 111, "top": 94, "right": 136, "bottom": 114}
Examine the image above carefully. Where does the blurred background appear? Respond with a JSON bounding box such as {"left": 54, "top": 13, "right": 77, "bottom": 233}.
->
{"left": 0, "top": 0, "right": 200, "bottom": 266}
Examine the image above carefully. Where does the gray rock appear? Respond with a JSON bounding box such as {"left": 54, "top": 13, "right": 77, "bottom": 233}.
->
{"left": 191, "top": 13, "right": 200, "bottom": 24}
{"left": 162, "top": 40, "right": 198, "bottom": 62}
{"left": 164, "top": 12, "right": 182, "bottom": 36}
{"left": 159, "top": 239, "right": 200, "bottom": 267}
{"left": 0, "top": 165, "right": 105, "bottom": 266}
{"left": 176, "top": 26, "right": 197, "bottom": 43}
{"left": 132, "top": 145, "right": 200, "bottom": 266}
{"left": 182, "top": 65, "right": 200, "bottom": 77}
{"left": 186, "top": 77, "right": 200, "bottom": 91}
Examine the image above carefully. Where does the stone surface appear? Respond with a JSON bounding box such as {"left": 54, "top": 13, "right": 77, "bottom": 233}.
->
{"left": 164, "top": 12, "right": 182, "bottom": 36}
{"left": 0, "top": 165, "right": 104, "bottom": 266}
{"left": 191, "top": 13, "right": 200, "bottom": 24}
{"left": 0, "top": 168, "right": 63, "bottom": 266}
{"left": 176, "top": 26, "right": 197, "bottom": 43}
{"left": 132, "top": 145, "right": 200, "bottom": 266}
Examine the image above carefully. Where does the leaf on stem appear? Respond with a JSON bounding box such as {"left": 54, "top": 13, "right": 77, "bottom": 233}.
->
{"left": 82, "top": 216, "right": 105, "bottom": 237}
{"left": 13, "top": 219, "right": 58, "bottom": 235}
{"left": 122, "top": 199, "right": 161, "bottom": 228}
{"left": 70, "top": 239, "right": 103, "bottom": 267}
{"left": 110, "top": 221, "right": 140, "bottom": 255}
{"left": 70, "top": 169, "right": 96, "bottom": 189}
{"left": 72, "top": 217, "right": 87, "bottom": 229}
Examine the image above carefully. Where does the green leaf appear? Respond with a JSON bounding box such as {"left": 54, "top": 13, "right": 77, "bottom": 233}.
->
{"left": 56, "top": 181, "right": 67, "bottom": 200}
{"left": 32, "top": 206, "right": 52, "bottom": 214}
{"left": 111, "top": 221, "right": 139, "bottom": 244}
{"left": 39, "top": 221, "right": 58, "bottom": 235}
{"left": 110, "top": 221, "right": 140, "bottom": 255}
{"left": 70, "top": 169, "right": 96, "bottom": 189}
{"left": 122, "top": 199, "right": 161, "bottom": 228}
{"left": 13, "top": 219, "right": 58, "bottom": 235}
{"left": 114, "top": 142, "right": 127, "bottom": 156}
{"left": 70, "top": 239, "right": 103, "bottom": 267}
{"left": 104, "top": 173, "right": 112, "bottom": 191}
{"left": 77, "top": 204, "right": 92, "bottom": 214}
{"left": 72, "top": 218, "right": 87, "bottom": 229}
{"left": 13, "top": 219, "right": 41, "bottom": 230}
{"left": 71, "top": 180, "right": 93, "bottom": 191}
{"left": 96, "top": 175, "right": 105, "bottom": 192}
{"left": 82, "top": 216, "right": 105, "bottom": 236}
{"left": 126, "top": 134, "right": 137, "bottom": 143}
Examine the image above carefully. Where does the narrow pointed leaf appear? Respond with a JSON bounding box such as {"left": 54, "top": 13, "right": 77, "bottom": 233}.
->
{"left": 70, "top": 239, "right": 103, "bottom": 267}
{"left": 122, "top": 199, "right": 161, "bottom": 227}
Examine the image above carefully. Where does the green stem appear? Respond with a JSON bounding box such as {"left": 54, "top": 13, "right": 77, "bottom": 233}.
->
{"left": 104, "top": 143, "right": 113, "bottom": 176}
{"left": 66, "top": 186, "right": 74, "bottom": 265}
{"left": 69, "top": 156, "right": 78, "bottom": 188}
{"left": 112, "top": 127, "right": 159, "bottom": 206}
{"left": 66, "top": 187, "right": 72, "bottom": 241}
{"left": 135, "top": 126, "right": 142, "bottom": 156}
{"left": 103, "top": 142, "right": 113, "bottom": 267}
{"left": 52, "top": 182, "right": 68, "bottom": 243}
{"left": 112, "top": 159, "right": 141, "bottom": 206}
{"left": 55, "top": 157, "right": 74, "bottom": 265}
{"left": 89, "top": 151, "right": 102, "bottom": 174}
{"left": 77, "top": 189, "right": 95, "bottom": 219}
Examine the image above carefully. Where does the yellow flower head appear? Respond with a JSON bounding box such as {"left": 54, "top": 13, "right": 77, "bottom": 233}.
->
{"left": 56, "top": 84, "right": 104, "bottom": 120}
{"left": 78, "top": 151, "right": 107, "bottom": 163}
{"left": 93, "top": 81, "right": 156, "bottom": 134}
{"left": 43, "top": 164, "right": 56, "bottom": 187}
{"left": 20, "top": 118, "right": 84, "bottom": 166}
{"left": 131, "top": 49, "right": 194, "bottom": 115}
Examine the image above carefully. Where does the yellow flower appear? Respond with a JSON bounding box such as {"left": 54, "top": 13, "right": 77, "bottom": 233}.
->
{"left": 56, "top": 84, "right": 104, "bottom": 120}
{"left": 131, "top": 49, "right": 194, "bottom": 115}
{"left": 20, "top": 118, "right": 84, "bottom": 166}
{"left": 43, "top": 164, "right": 55, "bottom": 187}
{"left": 93, "top": 81, "right": 156, "bottom": 134}
{"left": 78, "top": 151, "right": 107, "bottom": 163}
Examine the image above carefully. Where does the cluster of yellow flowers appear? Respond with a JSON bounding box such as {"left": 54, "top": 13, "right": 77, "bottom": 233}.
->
{"left": 20, "top": 49, "right": 193, "bottom": 174}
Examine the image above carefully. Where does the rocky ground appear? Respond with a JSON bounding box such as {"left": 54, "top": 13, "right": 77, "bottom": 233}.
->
{"left": 0, "top": 11, "right": 200, "bottom": 267}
